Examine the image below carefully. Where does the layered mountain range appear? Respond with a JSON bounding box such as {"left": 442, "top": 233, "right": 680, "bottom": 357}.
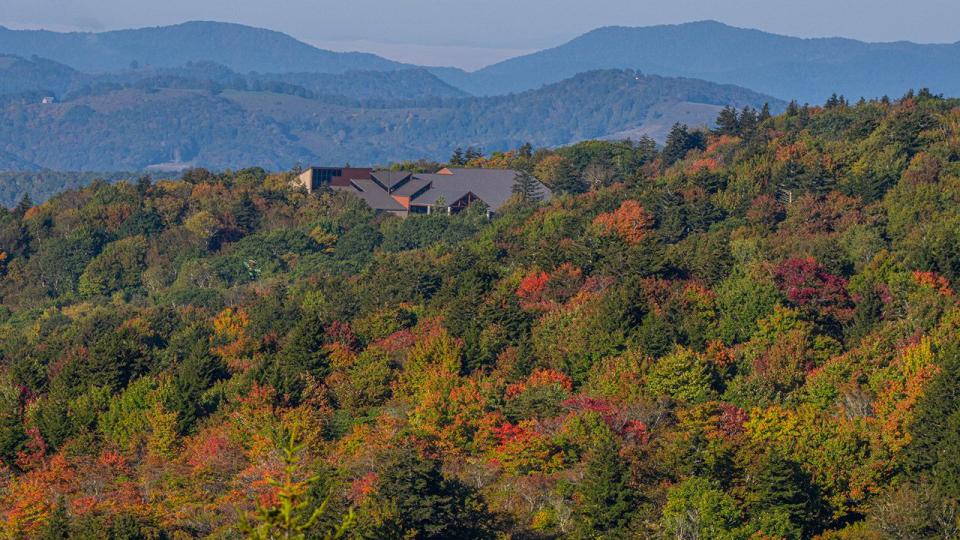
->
{"left": 0, "top": 19, "right": 954, "bottom": 172}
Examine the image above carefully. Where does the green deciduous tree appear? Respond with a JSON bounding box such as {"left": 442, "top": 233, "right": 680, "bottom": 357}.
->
{"left": 646, "top": 346, "right": 715, "bottom": 403}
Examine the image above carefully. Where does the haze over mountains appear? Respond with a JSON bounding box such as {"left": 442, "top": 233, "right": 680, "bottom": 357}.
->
{"left": 0, "top": 21, "right": 407, "bottom": 73}
{"left": 0, "top": 54, "right": 467, "bottom": 101}
{"left": 0, "top": 19, "right": 955, "bottom": 175}
{"left": 3, "top": 20, "right": 958, "bottom": 103}
{"left": 0, "top": 70, "right": 775, "bottom": 171}
{"left": 447, "top": 21, "right": 960, "bottom": 102}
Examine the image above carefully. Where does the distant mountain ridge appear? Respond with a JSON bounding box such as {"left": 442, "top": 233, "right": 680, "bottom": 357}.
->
{"left": 0, "top": 54, "right": 467, "bottom": 102}
{"left": 0, "top": 54, "right": 78, "bottom": 95}
{"left": 5, "top": 20, "right": 960, "bottom": 105}
{"left": 0, "top": 69, "right": 781, "bottom": 170}
{"left": 0, "top": 21, "right": 409, "bottom": 73}
{"left": 433, "top": 21, "right": 960, "bottom": 102}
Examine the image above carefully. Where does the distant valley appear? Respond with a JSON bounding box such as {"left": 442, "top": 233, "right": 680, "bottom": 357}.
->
{"left": 0, "top": 69, "right": 778, "bottom": 171}
{"left": 1, "top": 18, "right": 955, "bottom": 178}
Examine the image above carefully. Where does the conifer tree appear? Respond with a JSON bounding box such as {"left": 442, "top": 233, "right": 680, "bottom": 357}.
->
{"left": 232, "top": 191, "right": 259, "bottom": 234}
{"left": 662, "top": 123, "right": 705, "bottom": 166}
{"left": 38, "top": 498, "right": 71, "bottom": 540}
{"left": 450, "top": 147, "right": 465, "bottom": 166}
{"left": 512, "top": 170, "right": 543, "bottom": 203}
{"left": 267, "top": 308, "right": 330, "bottom": 403}
{"left": 748, "top": 451, "right": 821, "bottom": 539}
{"left": 758, "top": 102, "right": 772, "bottom": 123}
{"left": 241, "top": 429, "right": 353, "bottom": 540}
{"left": 574, "top": 436, "right": 636, "bottom": 539}
{"left": 550, "top": 158, "right": 585, "bottom": 194}
{"left": 715, "top": 106, "right": 740, "bottom": 136}
{"left": 518, "top": 142, "right": 533, "bottom": 158}
{"left": 0, "top": 379, "right": 25, "bottom": 467}
{"left": 906, "top": 341, "right": 960, "bottom": 498}
{"left": 739, "top": 106, "right": 758, "bottom": 134}
{"left": 847, "top": 284, "right": 883, "bottom": 343}
{"left": 13, "top": 193, "right": 33, "bottom": 219}
{"left": 168, "top": 339, "right": 225, "bottom": 434}
{"left": 360, "top": 445, "right": 494, "bottom": 539}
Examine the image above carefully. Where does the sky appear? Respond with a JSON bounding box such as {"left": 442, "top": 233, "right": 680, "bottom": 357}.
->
{"left": 2, "top": 0, "right": 960, "bottom": 69}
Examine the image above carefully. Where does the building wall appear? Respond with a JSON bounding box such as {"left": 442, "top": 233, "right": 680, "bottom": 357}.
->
{"left": 296, "top": 167, "right": 373, "bottom": 193}
{"left": 296, "top": 169, "right": 315, "bottom": 192}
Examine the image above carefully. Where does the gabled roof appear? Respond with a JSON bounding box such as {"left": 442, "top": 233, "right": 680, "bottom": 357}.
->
{"left": 370, "top": 171, "right": 412, "bottom": 191}
{"left": 328, "top": 168, "right": 550, "bottom": 214}
{"left": 415, "top": 168, "right": 550, "bottom": 211}
{"left": 332, "top": 179, "right": 406, "bottom": 212}
{"left": 412, "top": 187, "right": 474, "bottom": 207}
{"left": 391, "top": 178, "right": 432, "bottom": 198}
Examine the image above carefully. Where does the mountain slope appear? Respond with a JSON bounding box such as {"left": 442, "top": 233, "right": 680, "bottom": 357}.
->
{"left": 0, "top": 54, "right": 78, "bottom": 95}
{"left": 437, "top": 21, "right": 960, "bottom": 102}
{"left": 0, "top": 21, "right": 408, "bottom": 73}
{"left": 0, "top": 55, "right": 466, "bottom": 102}
{"left": 0, "top": 70, "right": 781, "bottom": 170}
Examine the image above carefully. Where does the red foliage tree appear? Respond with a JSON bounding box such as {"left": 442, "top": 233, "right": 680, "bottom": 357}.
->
{"left": 774, "top": 257, "right": 853, "bottom": 324}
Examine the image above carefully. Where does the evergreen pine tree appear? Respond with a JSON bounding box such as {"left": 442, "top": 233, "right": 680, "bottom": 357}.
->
{"left": 241, "top": 429, "right": 354, "bottom": 540}
{"left": 715, "top": 106, "right": 740, "bottom": 136}
{"left": 0, "top": 380, "right": 25, "bottom": 467}
{"left": 136, "top": 175, "right": 152, "bottom": 197}
{"left": 847, "top": 284, "right": 883, "bottom": 343}
{"left": 38, "top": 497, "right": 71, "bottom": 540}
{"left": 14, "top": 193, "right": 33, "bottom": 218}
{"left": 232, "top": 191, "right": 259, "bottom": 234}
{"left": 551, "top": 159, "right": 585, "bottom": 194}
{"left": 758, "top": 103, "right": 772, "bottom": 123}
{"left": 905, "top": 341, "right": 960, "bottom": 498}
{"left": 512, "top": 170, "right": 543, "bottom": 203}
{"left": 268, "top": 309, "right": 330, "bottom": 403}
{"left": 450, "top": 147, "right": 465, "bottom": 166}
{"left": 518, "top": 142, "right": 533, "bottom": 158}
{"left": 168, "top": 339, "right": 226, "bottom": 434}
{"left": 465, "top": 146, "right": 483, "bottom": 162}
{"left": 749, "top": 451, "right": 822, "bottom": 539}
{"left": 574, "top": 436, "right": 637, "bottom": 539}
{"left": 739, "top": 106, "right": 759, "bottom": 134}
{"left": 34, "top": 393, "right": 74, "bottom": 449}
{"left": 360, "top": 445, "right": 493, "bottom": 539}
{"left": 662, "top": 123, "right": 704, "bottom": 166}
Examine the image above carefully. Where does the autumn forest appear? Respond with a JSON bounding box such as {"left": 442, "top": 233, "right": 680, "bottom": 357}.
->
{"left": 1, "top": 91, "right": 960, "bottom": 539}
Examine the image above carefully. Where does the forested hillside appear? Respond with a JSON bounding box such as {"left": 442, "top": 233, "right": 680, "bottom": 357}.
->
{"left": 0, "top": 55, "right": 467, "bottom": 103}
{"left": 0, "top": 70, "right": 777, "bottom": 171}
{"left": 6, "top": 19, "right": 960, "bottom": 106}
{"left": 442, "top": 21, "right": 960, "bottom": 102}
{"left": 0, "top": 91, "right": 958, "bottom": 538}
{"left": 0, "top": 21, "right": 407, "bottom": 73}
{"left": 0, "top": 54, "right": 78, "bottom": 96}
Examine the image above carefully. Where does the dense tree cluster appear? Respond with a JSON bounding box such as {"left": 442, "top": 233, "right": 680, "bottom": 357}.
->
{"left": 0, "top": 91, "right": 960, "bottom": 538}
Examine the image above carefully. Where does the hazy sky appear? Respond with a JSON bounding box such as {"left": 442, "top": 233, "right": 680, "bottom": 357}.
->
{"left": 3, "top": 0, "right": 960, "bottom": 69}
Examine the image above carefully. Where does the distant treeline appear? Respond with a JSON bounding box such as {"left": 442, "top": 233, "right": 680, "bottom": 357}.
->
{"left": 0, "top": 171, "right": 167, "bottom": 208}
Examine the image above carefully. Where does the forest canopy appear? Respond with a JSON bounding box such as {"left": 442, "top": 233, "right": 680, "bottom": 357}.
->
{"left": 1, "top": 90, "right": 960, "bottom": 538}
